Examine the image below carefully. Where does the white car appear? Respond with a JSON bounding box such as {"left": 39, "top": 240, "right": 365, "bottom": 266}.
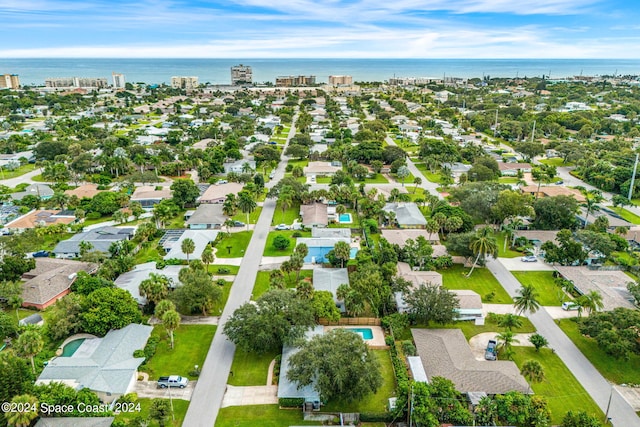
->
{"left": 521, "top": 255, "right": 538, "bottom": 262}
{"left": 275, "top": 224, "right": 290, "bottom": 230}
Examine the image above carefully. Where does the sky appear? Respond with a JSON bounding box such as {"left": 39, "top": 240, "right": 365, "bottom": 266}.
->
{"left": 1, "top": 0, "right": 639, "bottom": 58}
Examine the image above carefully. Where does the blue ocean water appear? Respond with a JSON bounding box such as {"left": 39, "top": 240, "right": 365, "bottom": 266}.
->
{"left": 1, "top": 58, "right": 639, "bottom": 86}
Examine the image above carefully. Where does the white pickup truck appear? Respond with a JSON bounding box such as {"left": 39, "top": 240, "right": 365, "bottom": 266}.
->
{"left": 157, "top": 375, "right": 189, "bottom": 388}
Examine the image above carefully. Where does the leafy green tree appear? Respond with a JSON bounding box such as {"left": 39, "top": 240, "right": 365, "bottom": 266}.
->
{"left": 410, "top": 377, "right": 474, "bottom": 426}
{"left": 223, "top": 289, "right": 314, "bottom": 353}
{"left": 70, "top": 271, "right": 114, "bottom": 295}
{"left": 562, "top": 410, "right": 603, "bottom": 427}
{"left": 5, "top": 394, "right": 38, "bottom": 427}
{"left": 44, "top": 293, "right": 84, "bottom": 341}
{"left": 396, "top": 165, "right": 410, "bottom": 186}
{"left": 173, "top": 266, "right": 221, "bottom": 315}
{"left": 520, "top": 359, "right": 545, "bottom": 392}
{"left": 171, "top": 178, "right": 200, "bottom": 208}
{"left": 404, "top": 283, "right": 459, "bottom": 325}
{"left": 513, "top": 284, "right": 541, "bottom": 316}
{"left": 81, "top": 287, "right": 142, "bottom": 336}
{"left": 310, "top": 290, "right": 341, "bottom": 322}
{"left": 533, "top": 195, "right": 579, "bottom": 230}
{"left": 467, "top": 226, "right": 497, "bottom": 277}
{"left": 15, "top": 330, "right": 44, "bottom": 374}
{"left": 287, "top": 328, "right": 382, "bottom": 402}
{"left": 181, "top": 237, "right": 196, "bottom": 262}
{"left": 162, "top": 310, "right": 181, "bottom": 349}
{"left": 272, "top": 234, "right": 291, "bottom": 251}
{"left": 149, "top": 398, "right": 172, "bottom": 427}
{"left": 0, "top": 311, "right": 17, "bottom": 342}
{"left": 155, "top": 299, "right": 176, "bottom": 320}
{"left": 0, "top": 280, "right": 26, "bottom": 320}
{"left": 514, "top": 141, "right": 544, "bottom": 162}
{"left": 529, "top": 333, "right": 549, "bottom": 351}
{"left": 0, "top": 255, "right": 35, "bottom": 282}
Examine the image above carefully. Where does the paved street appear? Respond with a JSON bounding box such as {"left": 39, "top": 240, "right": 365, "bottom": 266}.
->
{"left": 384, "top": 135, "right": 442, "bottom": 199}
{"left": 488, "top": 258, "right": 640, "bottom": 427}
{"left": 134, "top": 381, "right": 195, "bottom": 400}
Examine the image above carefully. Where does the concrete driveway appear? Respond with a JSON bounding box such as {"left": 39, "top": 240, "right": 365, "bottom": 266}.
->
{"left": 134, "top": 381, "right": 195, "bottom": 400}
{"left": 498, "top": 257, "right": 556, "bottom": 271}
{"left": 220, "top": 385, "right": 278, "bottom": 407}
{"left": 468, "top": 332, "right": 535, "bottom": 361}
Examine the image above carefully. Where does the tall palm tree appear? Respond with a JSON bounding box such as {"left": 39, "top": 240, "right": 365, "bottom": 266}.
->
{"left": 181, "top": 238, "right": 196, "bottom": 262}
{"left": 296, "top": 280, "right": 314, "bottom": 300}
{"left": 577, "top": 290, "right": 604, "bottom": 316}
{"left": 498, "top": 313, "right": 523, "bottom": 331}
{"left": 139, "top": 273, "right": 170, "bottom": 305}
{"left": 15, "top": 330, "right": 44, "bottom": 374}
{"left": 582, "top": 189, "right": 604, "bottom": 228}
{"left": 6, "top": 394, "right": 39, "bottom": 427}
{"left": 162, "top": 310, "right": 181, "bottom": 349}
{"left": 466, "top": 227, "right": 498, "bottom": 277}
{"left": 278, "top": 185, "right": 294, "bottom": 223}
{"left": 202, "top": 246, "right": 214, "bottom": 272}
{"left": 513, "top": 284, "right": 541, "bottom": 315}
{"left": 520, "top": 359, "right": 545, "bottom": 393}
{"left": 496, "top": 330, "right": 519, "bottom": 360}
{"left": 222, "top": 194, "right": 238, "bottom": 217}
{"left": 237, "top": 190, "right": 257, "bottom": 231}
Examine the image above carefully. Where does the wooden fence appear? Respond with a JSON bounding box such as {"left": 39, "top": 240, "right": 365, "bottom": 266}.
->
{"left": 318, "top": 317, "right": 381, "bottom": 326}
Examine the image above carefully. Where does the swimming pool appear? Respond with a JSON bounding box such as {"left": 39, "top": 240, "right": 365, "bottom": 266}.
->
{"left": 347, "top": 328, "right": 374, "bottom": 340}
{"left": 61, "top": 338, "right": 85, "bottom": 357}
{"left": 338, "top": 213, "right": 353, "bottom": 224}
{"left": 304, "top": 247, "right": 359, "bottom": 263}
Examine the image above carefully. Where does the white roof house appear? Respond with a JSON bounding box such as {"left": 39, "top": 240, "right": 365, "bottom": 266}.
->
{"left": 382, "top": 203, "right": 427, "bottom": 228}
{"left": 313, "top": 268, "right": 349, "bottom": 312}
{"left": 163, "top": 229, "right": 218, "bottom": 261}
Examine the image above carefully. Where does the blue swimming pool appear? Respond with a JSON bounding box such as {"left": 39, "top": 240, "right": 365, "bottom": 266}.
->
{"left": 61, "top": 339, "right": 85, "bottom": 357}
{"left": 338, "top": 213, "right": 352, "bottom": 223}
{"left": 304, "top": 247, "right": 358, "bottom": 263}
{"left": 347, "top": 328, "right": 374, "bottom": 340}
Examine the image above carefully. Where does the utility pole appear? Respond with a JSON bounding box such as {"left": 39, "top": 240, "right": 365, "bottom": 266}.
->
{"left": 629, "top": 153, "right": 639, "bottom": 201}
{"left": 531, "top": 120, "right": 536, "bottom": 143}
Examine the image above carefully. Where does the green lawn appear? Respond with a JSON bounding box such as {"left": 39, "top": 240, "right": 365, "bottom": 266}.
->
{"left": 610, "top": 207, "right": 640, "bottom": 225}
{"left": 0, "top": 163, "right": 36, "bottom": 179}
{"left": 210, "top": 264, "right": 240, "bottom": 275}
{"left": 41, "top": 232, "right": 74, "bottom": 251}
{"left": 215, "top": 405, "right": 320, "bottom": 427}
{"left": 441, "top": 264, "right": 513, "bottom": 304}
{"left": 498, "top": 176, "right": 519, "bottom": 184}
{"left": 360, "top": 173, "right": 389, "bottom": 184}
{"left": 511, "top": 347, "right": 603, "bottom": 424}
{"left": 263, "top": 229, "right": 311, "bottom": 257}
{"left": 115, "top": 398, "right": 189, "bottom": 427}
{"left": 141, "top": 325, "right": 216, "bottom": 380}
{"left": 134, "top": 239, "right": 163, "bottom": 264}
{"left": 81, "top": 215, "right": 114, "bottom": 227}
{"left": 557, "top": 318, "right": 640, "bottom": 384}
{"left": 316, "top": 176, "right": 332, "bottom": 184}
{"left": 494, "top": 232, "right": 524, "bottom": 258}
{"left": 228, "top": 349, "right": 279, "bottom": 386}
{"left": 287, "top": 159, "right": 309, "bottom": 169}
{"left": 436, "top": 315, "right": 535, "bottom": 340}
{"left": 271, "top": 202, "right": 301, "bottom": 226}
{"left": 211, "top": 280, "right": 232, "bottom": 316}
{"left": 539, "top": 157, "right": 572, "bottom": 167}
{"left": 322, "top": 350, "right": 395, "bottom": 414}
{"left": 252, "top": 269, "right": 312, "bottom": 299}
{"left": 511, "top": 271, "right": 570, "bottom": 306}
{"left": 232, "top": 206, "right": 263, "bottom": 224}
{"left": 214, "top": 231, "right": 253, "bottom": 258}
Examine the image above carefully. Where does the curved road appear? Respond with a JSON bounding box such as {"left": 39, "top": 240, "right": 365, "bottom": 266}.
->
{"left": 488, "top": 259, "right": 640, "bottom": 427}
{"left": 182, "top": 116, "right": 297, "bottom": 427}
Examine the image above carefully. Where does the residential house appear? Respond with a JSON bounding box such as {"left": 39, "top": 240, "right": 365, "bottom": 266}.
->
{"left": 37, "top": 324, "right": 153, "bottom": 403}
{"left": 223, "top": 159, "right": 256, "bottom": 174}
{"left": 163, "top": 229, "right": 218, "bottom": 260}
{"left": 300, "top": 203, "right": 328, "bottom": 228}
{"left": 577, "top": 207, "right": 632, "bottom": 230}
{"left": 115, "top": 262, "right": 182, "bottom": 304}
{"left": 303, "top": 161, "right": 342, "bottom": 177}
{"left": 277, "top": 325, "right": 324, "bottom": 404}
{"left": 313, "top": 268, "right": 349, "bottom": 313}
{"left": 296, "top": 232, "right": 356, "bottom": 264}
{"left": 381, "top": 229, "right": 439, "bottom": 245}
{"left": 382, "top": 202, "right": 427, "bottom": 228}
{"left": 554, "top": 266, "right": 635, "bottom": 311}
{"left": 53, "top": 226, "right": 134, "bottom": 258}
{"left": 520, "top": 185, "right": 586, "bottom": 203}
{"left": 130, "top": 185, "right": 172, "bottom": 209}
{"left": 21, "top": 258, "right": 98, "bottom": 309}
{"left": 197, "top": 182, "right": 244, "bottom": 204}
{"left": 497, "top": 162, "right": 531, "bottom": 176}
{"left": 5, "top": 209, "right": 76, "bottom": 233}
{"left": 0, "top": 205, "right": 20, "bottom": 225}
{"left": 64, "top": 184, "right": 103, "bottom": 200}
{"left": 185, "top": 204, "right": 228, "bottom": 229}
{"left": 10, "top": 183, "right": 54, "bottom": 201}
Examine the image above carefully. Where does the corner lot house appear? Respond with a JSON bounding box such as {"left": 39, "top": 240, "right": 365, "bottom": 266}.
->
{"left": 37, "top": 324, "right": 153, "bottom": 403}
{"left": 53, "top": 226, "right": 135, "bottom": 258}
{"left": 382, "top": 203, "right": 427, "bottom": 228}
{"left": 21, "top": 258, "right": 98, "bottom": 309}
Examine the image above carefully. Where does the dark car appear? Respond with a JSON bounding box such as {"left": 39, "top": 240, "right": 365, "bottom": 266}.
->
{"left": 268, "top": 141, "right": 278, "bottom": 145}
{"left": 232, "top": 221, "right": 245, "bottom": 227}
{"left": 32, "top": 250, "right": 50, "bottom": 258}
{"left": 484, "top": 339, "right": 498, "bottom": 361}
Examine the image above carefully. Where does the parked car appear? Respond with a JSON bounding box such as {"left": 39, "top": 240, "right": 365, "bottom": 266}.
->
{"left": 562, "top": 301, "right": 580, "bottom": 311}
{"left": 157, "top": 375, "right": 189, "bottom": 389}
{"left": 268, "top": 141, "right": 278, "bottom": 145}
{"left": 555, "top": 180, "right": 564, "bottom": 185}
{"left": 232, "top": 221, "right": 245, "bottom": 227}
{"left": 275, "top": 224, "right": 290, "bottom": 230}
{"left": 521, "top": 255, "right": 538, "bottom": 262}
{"left": 216, "top": 180, "right": 228, "bottom": 185}
{"left": 269, "top": 171, "right": 276, "bottom": 179}
{"left": 32, "top": 250, "right": 50, "bottom": 258}
{"left": 484, "top": 340, "right": 498, "bottom": 361}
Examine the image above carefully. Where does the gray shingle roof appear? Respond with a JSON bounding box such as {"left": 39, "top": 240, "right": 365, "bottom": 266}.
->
{"left": 53, "top": 226, "right": 134, "bottom": 255}
{"left": 37, "top": 324, "right": 153, "bottom": 396}
{"left": 21, "top": 258, "right": 98, "bottom": 307}
{"left": 35, "top": 418, "right": 115, "bottom": 427}
{"left": 185, "top": 204, "right": 227, "bottom": 226}
{"left": 277, "top": 326, "right": 324, "bottom": 401}
{"left": 411, "top": 329, "right": 529, "bottom": 395}
{"left": 383, "top": 202, "right": 427, "bottom": 227}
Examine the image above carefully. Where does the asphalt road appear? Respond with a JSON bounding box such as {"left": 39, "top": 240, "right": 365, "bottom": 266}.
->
{"left": 384, "top": 135, "right": 442, "bottom": 199}
{"left": 487, "top": 258, "right": 640, "bottom": 427}
{"left": 182, "top": 116, "right": 296, "bottom": 427}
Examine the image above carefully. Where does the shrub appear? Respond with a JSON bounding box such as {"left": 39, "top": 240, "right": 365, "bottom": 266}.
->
{"left": 401, "top": 340, "right": 417, "bottom": 356}
{"left": 86, "top": 212, "right": 102, "bottom": 220}
{"left": 291, "top": 231, "right": 302, "bottom": 238}
{"left": 117, "top": 393, "right": 139, "bottom": 404}
{"left": 216, "top": 279, "right": 226, "bottom": 286}
{"left": 485, "top": 291, "right": 496, "bottom": 302}
{"left": 278, "top": 397, "right": 304, "bottom": 408}
{"left": 217, "top": 267, "right": 230, "bottom": 274}
{"left": 142, "top": 335, "right": 160, "bottom": 362}
{"left": 273, "top": 234, "right": 291, "bottom": 251}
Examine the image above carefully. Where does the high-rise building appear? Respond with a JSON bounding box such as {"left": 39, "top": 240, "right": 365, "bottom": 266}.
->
{"left": 0, "top": 74, "right": 20, "bottom": 89}
{"left": 231, "top": 64, "right": 253, "bottom": 85}
{"left": 112, "top": 72, "right": 126, "bottom": 89}
{"left": 275, "top": 75, "right": 316, "bottom": 87}
{"left": 171, "top": 76, "right": 199, "bottom": 90}
{"left": 328, "top": 75, "right": 353, "bottom": 85}
{"left": 44, "top": 77, "right": 108, "bottom": 88}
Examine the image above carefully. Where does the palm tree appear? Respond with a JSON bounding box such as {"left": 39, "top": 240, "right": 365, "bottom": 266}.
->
{"left": 6, "top": 394, "right": 39, "bottom": 427}
{"left": 496, "top": 330, "right": 519, "bottom": 360}
{"left": 333, "top": 241, "right": 351, "bottom": 268}
{"left": 443, "top": 216, "right": 463, "bottom": 237}
{"left": 181, "top": 238, "right": 196, "bottom": 262}
{"left": 412, "top": 176, "right": 422, "bottom": 193}
{"left": 139, "top": 273, "right": 170, "bottom": 305}
{"left": 48, "top": 192, "right": 70, "bottom": 210}
{"left": 513, "top": 284, "right": 541, "bottom": 315}
{"left": 498, "top": 313, "right": 523, "bottom": 331}
{"left": 202, "top": 245, "right": 214, "bottom": 272}
{"left": 162, "top": 310, "right": 181, "bottom": 349}
{"left": 296, "top": 280, "right": 314, "bottom": 300}
{"left": 155, "top": 299, "right": 176, "bottom": 320}
{"left": 224, "top": 218, "right": 235, "bottom": 235}
{"left": 577, "top": 290, "right": 604, "bottom": 316}
{"left": 269, "top": 269, "right": 286, "bottom": 289}
{"left": 581, "top": 189, "right": 604, "bottom": 228}
{"left": 15, "top": 330, "right": 44, "bottom": 374}
{"left": 425, "top": 219, "right": 439, "bottom": 240}
{"left": 278, "top": 185, "right": 294, "bottom": 223}
{"left": 237, "top": 190, "right": 257, "bottom": 231}
{"left": 222, "top": 194, "right": 237, "bottom": 217}
{"left": 335, "top": 204, "right": 347, "bottom": 216}
{"left": 520, "top": 359, "right": 545, "bottom": 393}
{"left": 466, "top": 227, "right": 498, "bottom": 277}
